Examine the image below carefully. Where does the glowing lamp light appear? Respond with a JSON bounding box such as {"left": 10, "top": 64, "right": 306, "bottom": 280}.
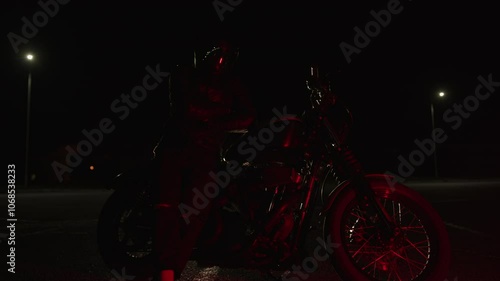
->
{"left": 89, "top": 165, "right": 95, "bottom": 171}
{"left": 26, "top": 54, "right": 34, "bottom": 60}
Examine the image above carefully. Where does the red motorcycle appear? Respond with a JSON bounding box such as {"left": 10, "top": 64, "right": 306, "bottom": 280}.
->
{"left": 97, "top": 67, "right": 451, "bottom": 280}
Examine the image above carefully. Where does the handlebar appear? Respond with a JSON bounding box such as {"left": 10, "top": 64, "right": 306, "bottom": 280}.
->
{"left": 306, "top": 66, "right": 337, "bottom": 111}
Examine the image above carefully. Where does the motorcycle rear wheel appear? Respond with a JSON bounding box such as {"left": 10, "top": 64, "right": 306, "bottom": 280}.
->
{"left": 325, "top": 180, "right": 451, "bottom": 281}
{"left": 97, "top": 184, "right": 155, "bottom": 277}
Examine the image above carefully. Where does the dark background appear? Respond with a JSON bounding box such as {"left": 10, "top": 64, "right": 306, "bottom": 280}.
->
{"left": 2, "top": 0, "right": 499, "bottom": 186}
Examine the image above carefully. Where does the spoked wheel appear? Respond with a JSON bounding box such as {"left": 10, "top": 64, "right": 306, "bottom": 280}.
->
{"left": 325, "top": 178, "right": 450, "bottom": 281}
{"left": 97, "top": 184, "right": 155, "bottom": 276}
{"left": 117, "top": 196, "right": 154, "bottom": 258}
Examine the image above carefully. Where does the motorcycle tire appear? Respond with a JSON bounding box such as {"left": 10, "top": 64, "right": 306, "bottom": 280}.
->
{"left": 97, "top": 184, "right": 155, "bottom": 277}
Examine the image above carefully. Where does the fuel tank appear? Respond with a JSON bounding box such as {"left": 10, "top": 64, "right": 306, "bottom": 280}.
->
{"left": 222, "top": 117, "right": 306, "bottom": 166}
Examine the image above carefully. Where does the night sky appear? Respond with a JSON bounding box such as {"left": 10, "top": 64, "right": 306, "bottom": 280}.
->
{"left": 2, "top": 0, "right": 500, "bottom": 185}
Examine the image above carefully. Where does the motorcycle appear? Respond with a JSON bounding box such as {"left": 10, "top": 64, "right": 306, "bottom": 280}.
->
{"left": 97, "top": 66, "right": 451, "bottom": 280}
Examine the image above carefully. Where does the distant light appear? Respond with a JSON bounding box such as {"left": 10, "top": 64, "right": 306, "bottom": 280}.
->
{"left": 439, "top": 92, "right": 445, "bottom": 97}
{"left": 89, "top": 165, "right": 95, "bottom": 171}
{"left": 26, "top": 54, "right": 34, "bottom": 60}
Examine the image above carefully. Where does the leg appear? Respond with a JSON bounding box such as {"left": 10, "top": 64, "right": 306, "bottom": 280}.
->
{"left": 153, "top": 147, "right": 184, "bottom": 280}
{"left": 174, "top": 145, "right": 221, "bottom": 276}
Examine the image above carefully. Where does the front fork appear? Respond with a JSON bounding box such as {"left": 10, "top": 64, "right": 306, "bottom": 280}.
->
{"left": 337, "top": 147, "right": 395, "bottom": 237}
{"left": 320, "top": 115, "right": 395, "bottom": 235}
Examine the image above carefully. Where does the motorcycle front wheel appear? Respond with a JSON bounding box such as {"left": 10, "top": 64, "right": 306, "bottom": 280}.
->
{"left": 325, "top": 179, "right": 451, "bottom": 281}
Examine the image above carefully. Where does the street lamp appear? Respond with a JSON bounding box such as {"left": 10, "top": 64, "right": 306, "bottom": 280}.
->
{"left": 25, "top": 53, "right": 34, "bottom": 187}
{"left": 430, "top": 91, "right": 445, "bottom": 178}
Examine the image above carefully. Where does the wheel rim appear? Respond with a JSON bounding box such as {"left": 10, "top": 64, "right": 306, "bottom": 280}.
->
{"left": 342, "top": 196, "right": 431, "bottom": 281}
{"left": 117, "top": 190, "right": 154, "bottom": 259}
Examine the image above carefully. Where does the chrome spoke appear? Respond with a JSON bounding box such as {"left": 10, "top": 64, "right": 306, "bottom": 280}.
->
{"left": 343, "top": 196, "right": 431, "bottom": 280}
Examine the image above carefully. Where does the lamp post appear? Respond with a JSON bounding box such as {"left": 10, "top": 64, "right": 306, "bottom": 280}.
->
{"left": 430, "top": 91, "right": 445, "bottom": 178}
{"left": 25, "top": 54, "right": 34, "bottom": 187}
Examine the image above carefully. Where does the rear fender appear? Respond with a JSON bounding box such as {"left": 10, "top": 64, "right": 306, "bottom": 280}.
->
{"left": 106, "top": 165, "right": 153, "bottom": 190}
